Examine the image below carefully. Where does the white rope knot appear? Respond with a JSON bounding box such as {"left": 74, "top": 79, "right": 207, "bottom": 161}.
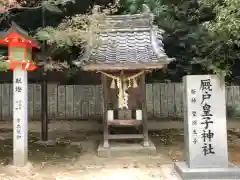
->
{"left": 98, "top": 70, "right": 145, "bottom": 109}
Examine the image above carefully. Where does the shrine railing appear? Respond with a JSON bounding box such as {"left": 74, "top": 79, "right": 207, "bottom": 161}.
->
{"left": 0, "top": 83, "right": 238, "bottom": 120}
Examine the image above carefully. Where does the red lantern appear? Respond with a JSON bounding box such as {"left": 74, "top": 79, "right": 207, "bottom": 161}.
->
{"left": 0, "top": 22, "right": 40, "bottom": 71}
{"left": 7, "top": 60, "right": 37, "bottom": 71}
{"left": 22, "top": 61, "right": 37, "bottom": 71}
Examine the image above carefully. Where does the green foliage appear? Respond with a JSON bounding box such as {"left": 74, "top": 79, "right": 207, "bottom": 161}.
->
{"left": 0, "top": 0, "right": 75, "bottom": 26}
{"left": 0, "top": 0, "right": 77, "bottom": 72}
{"left": 42, "top": 0, "right": 76, "bottom": 13}
{"left": 0, "top": 0, "right": 75, "bottom": 10}
{"left": 202, "top": 0, "right": 240, "bottom": 39}
{"left": 0, "top": 48, "right": 8, "bottom": 71}
{"left": 0, "top": 61, "right": 8, "bottom": 71}
{"left": 119, "top": 0, "right": 208, "bottom": 75}
{"left": 118, "top": 0, "right": 240, "bottom": 77}
{"left": 194, "top": 0, "right": 240, "bottom": 76}
{"left": 34, "top": 5, "right": 117, "bottom": 71}
{"left": 35, "top": 5, "right": 116, "bottom": 48}
{"left": 1, "top": 0, "right": 239, "bottom": 77}
{"left": 42, "top": 2, "right": 63, "bottom": 14}
{"left": 35, "top": 14, "right": 89, "bottom": 48}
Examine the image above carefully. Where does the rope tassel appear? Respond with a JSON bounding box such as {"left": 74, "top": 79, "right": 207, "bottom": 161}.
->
{"left": 96, "top": 70, "right": 146, "bottom": 109}
{"left": 133, "top": 78, "right": 138, "bottom": 88}
{"left": 128, "top": 78, "right": 131, "bottom": 88}
{"left": 110, "top": 79, "right": 116, "bottom": 89}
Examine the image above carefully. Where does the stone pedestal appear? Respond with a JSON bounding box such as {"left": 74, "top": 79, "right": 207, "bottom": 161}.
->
{"left": 175, "top": 162, "right": 240, "bottom": 180}
{"left": 97, "top": 139, "right": 156, "bottom": 157}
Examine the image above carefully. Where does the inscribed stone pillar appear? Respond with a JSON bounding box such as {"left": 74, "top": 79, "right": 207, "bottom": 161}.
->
{"left": 13, "top": 67, "right": 28, "bottom": 166}
{"left": 175, "top": 75, "right": 240, "bottom": 180}
{"left": 183, "top": 75, "right": 228, "bottom": 168}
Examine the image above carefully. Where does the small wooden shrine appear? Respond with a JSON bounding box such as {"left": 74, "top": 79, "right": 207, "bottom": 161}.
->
{"left": 74, "top": 5, "right": 174, "bottom": 156}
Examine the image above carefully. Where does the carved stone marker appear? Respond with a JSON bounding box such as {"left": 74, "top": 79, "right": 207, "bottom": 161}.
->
{"left": 13, "top": 68, "right": 28, "bottom": 166}
{"left": 175, "top": 75, "right": 240, "bottom": 179}
{"left": 0, "top": 23, "right": 39, "bottom": 167}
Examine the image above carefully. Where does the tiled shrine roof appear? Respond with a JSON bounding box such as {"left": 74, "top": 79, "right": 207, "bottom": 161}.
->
{"left": 73, "top": 5, "right": 175, "bottom": 71}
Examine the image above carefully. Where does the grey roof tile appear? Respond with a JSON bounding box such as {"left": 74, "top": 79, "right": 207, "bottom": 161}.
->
{"left": 75, "top": 12, "right": 174, "bottom": 69}
{"left": 98, "top": 14, "right": 153, "bottom": 30}
{"left": 90, "top": 29, "right": 169, "bottom": 64}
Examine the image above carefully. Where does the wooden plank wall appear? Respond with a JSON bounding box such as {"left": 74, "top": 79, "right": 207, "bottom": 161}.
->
{"left": 0, "top": 83, "right": 239, "bottom": 120}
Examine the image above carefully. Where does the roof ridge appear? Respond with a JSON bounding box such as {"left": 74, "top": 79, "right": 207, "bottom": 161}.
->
{"left": 98, "top": 15, "right": 154, "bottom": 31}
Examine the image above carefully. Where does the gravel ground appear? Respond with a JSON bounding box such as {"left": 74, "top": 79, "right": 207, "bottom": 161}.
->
{"left": 0, "top": 122, "right": 239, "bottom": 180}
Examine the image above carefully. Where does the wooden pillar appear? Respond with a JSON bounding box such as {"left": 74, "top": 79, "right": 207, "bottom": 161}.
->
{"left": 101, "top": 74, "right": 109, "bottom": 148}
{"left": 41, "top": 71, "right": 48, "bottom": 141}
{"left": 141, "top": 73, "right": 149, "bottom": 146}
{"left": 41, "top": 5, "right": 48, "bottom": 141}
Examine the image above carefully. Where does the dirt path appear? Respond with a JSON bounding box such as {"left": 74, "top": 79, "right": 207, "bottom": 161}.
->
{"left": 0, "top": 120, "right": 240, "bottom": 132}
{"left": 0, "top": 163, "right": 181, "bottom": 180}
{"left": 0, "top": 126, "right": 239, "bottom": 179}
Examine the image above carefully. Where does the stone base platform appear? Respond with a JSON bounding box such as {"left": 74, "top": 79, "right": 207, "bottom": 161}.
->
{"left": 174, "top": 161, "right": 240, "bottom": 180}
{"left": 97, "top": 140, "right": 156, "bottom": 157}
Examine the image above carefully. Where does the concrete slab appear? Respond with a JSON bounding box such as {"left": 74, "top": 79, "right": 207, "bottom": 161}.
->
{"left": 174, "top": 161, "right": 240, "bottom": 180}
{"left": 97, "top": 139, "right": 156, "bottom": 157}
